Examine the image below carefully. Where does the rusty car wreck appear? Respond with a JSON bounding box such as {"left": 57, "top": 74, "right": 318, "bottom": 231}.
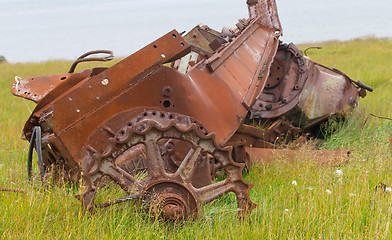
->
{"left": 11, "top": 0, "right": 372, "bottom": 220}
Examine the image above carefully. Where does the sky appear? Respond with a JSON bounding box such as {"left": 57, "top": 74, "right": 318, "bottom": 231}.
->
{"left": 1, "top": 0, "right": 391, "bottom": 63}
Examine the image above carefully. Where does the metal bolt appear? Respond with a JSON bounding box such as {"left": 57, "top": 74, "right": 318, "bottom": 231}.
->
{"left": 162, "top": 87, "right": 173, "bottom": 97}
{"left": 101, "top": 78, "right": 109, "bottom": 86}
{"left": 253, "top": 111, "right": 261, "bottom": 118}
{"left": 265, "top": 104, "right": 272, "bottom": 110}
{"left": 137, "top": 124, "right": 145, "bottom": 132}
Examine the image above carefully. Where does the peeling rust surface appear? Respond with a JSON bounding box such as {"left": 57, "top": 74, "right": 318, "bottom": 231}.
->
{"left": 10, "top": 0, "right": 371, "bottom": 220}
{"left": 298, "top": 59, "right": 360, "bottom": 119}
{"left": 11, "top": 70, "right": 92, "bottom": 103}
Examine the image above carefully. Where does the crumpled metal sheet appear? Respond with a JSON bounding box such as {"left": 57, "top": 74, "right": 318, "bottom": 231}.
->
{"left": 248, "top": 0, "right": 282, "bottom": 32}
{"left": 298, "top": 59, "right": 360, "bottom": 120}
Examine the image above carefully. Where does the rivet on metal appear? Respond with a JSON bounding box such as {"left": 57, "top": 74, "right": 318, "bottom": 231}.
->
{"left": 101, "top": 79, "right": 109, "bottom": 86}
{"left": 162, "top": 87, "right": 173, "bottom": 97}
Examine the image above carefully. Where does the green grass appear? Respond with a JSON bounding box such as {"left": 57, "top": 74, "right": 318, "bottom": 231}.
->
{"left": 1, "top": 36, "right": 392, "bottom": 239}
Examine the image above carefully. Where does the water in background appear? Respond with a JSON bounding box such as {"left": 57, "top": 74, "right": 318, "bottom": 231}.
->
{"left": 1, "top": 0, "right": 391, "bottom": 63}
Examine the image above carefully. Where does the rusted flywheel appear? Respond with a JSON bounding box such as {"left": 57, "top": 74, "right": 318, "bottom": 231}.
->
{"left": 80, "top": 111, "right": 256, "bottom": 220}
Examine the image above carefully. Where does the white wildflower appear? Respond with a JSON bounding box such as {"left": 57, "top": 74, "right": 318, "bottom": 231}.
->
{"left": 335, "top": 169, "right": 343, "bottom": 178}
{"left": 386, "top": 187, "right": 392, "bottom": 193}
{"left": 326, "top": 189, "right": 332, "bottom": 195}
{"left": 349, "top": 193, "right": 356, "bottom": 197}
{"left": 338, "top": 178, "right": 343, "bottom": 184}
{"left": 284, "top": 209, "right": 289, "bottom": 212}
{"left": 305, "top": 187, "right": 314, "bottom": 190}
{"left": 291, "top": 181, "right": 298, "bottom": 186}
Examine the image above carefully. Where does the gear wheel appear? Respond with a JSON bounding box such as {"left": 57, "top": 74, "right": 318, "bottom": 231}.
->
{"left": 80, "top": 111, "right": 256, "bottom": 220}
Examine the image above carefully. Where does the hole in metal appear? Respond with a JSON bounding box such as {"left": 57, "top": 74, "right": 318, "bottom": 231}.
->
{"left": 163, "top": 100, "right": 171, "bottom": 108}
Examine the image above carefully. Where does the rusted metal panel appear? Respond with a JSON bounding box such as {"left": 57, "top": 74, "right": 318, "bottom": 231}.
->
{"left": 183, "top": 25, "right": 226, "bottom": 57}
{"left": 246, "top": 147, "right": 351, "bottom": 166}
{"left": 203, "top": 20, "right": 280, "bottom": 108}
{"left": 52, "top": 30, "right": 190, "bottom": 132}
{"left": 55, "top": 65, "right": 241, "bottom": 164}
{"left": 248, "top": 0, "right": 282, "bottom": 32}
{"left": 11, "top": 70, "right": 92, "bottom": 103}
{"left": 250, "top": 43, "right": 308, "bottom": 118}
{"left": 298, "top": 59, "right": 360, "bottom": 119}
{"left": 243, "top": 33, "right": 278, "bottom": 108}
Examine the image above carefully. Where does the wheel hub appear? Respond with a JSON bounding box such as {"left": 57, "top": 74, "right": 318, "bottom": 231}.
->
{"left": 143, "top": 182, "right": 197, "bottom": 220}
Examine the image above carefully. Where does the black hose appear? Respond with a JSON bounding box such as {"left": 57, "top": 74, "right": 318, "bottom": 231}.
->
{"left": 27, "top": 128, "right": 36, "bottom": 180}
{"left": 27, "top": 126, "right": 45, "bottom": 182}
{"left": 356, "top": 81, "right": 374, "bottom": 92}
{"left": 304, "top": 46, "right": 322, "bottom": 56}
{"left": 68, "top": 50, "right": 114, "bottom": 73}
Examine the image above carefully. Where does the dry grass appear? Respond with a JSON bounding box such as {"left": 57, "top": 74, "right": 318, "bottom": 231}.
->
{"left": 1, "top": 37, "right": 392, "bottom": 239}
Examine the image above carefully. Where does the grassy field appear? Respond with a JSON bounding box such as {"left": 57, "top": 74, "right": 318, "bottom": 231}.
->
{"left": 1, "top": 37, "right": 392, "bottom": 239}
